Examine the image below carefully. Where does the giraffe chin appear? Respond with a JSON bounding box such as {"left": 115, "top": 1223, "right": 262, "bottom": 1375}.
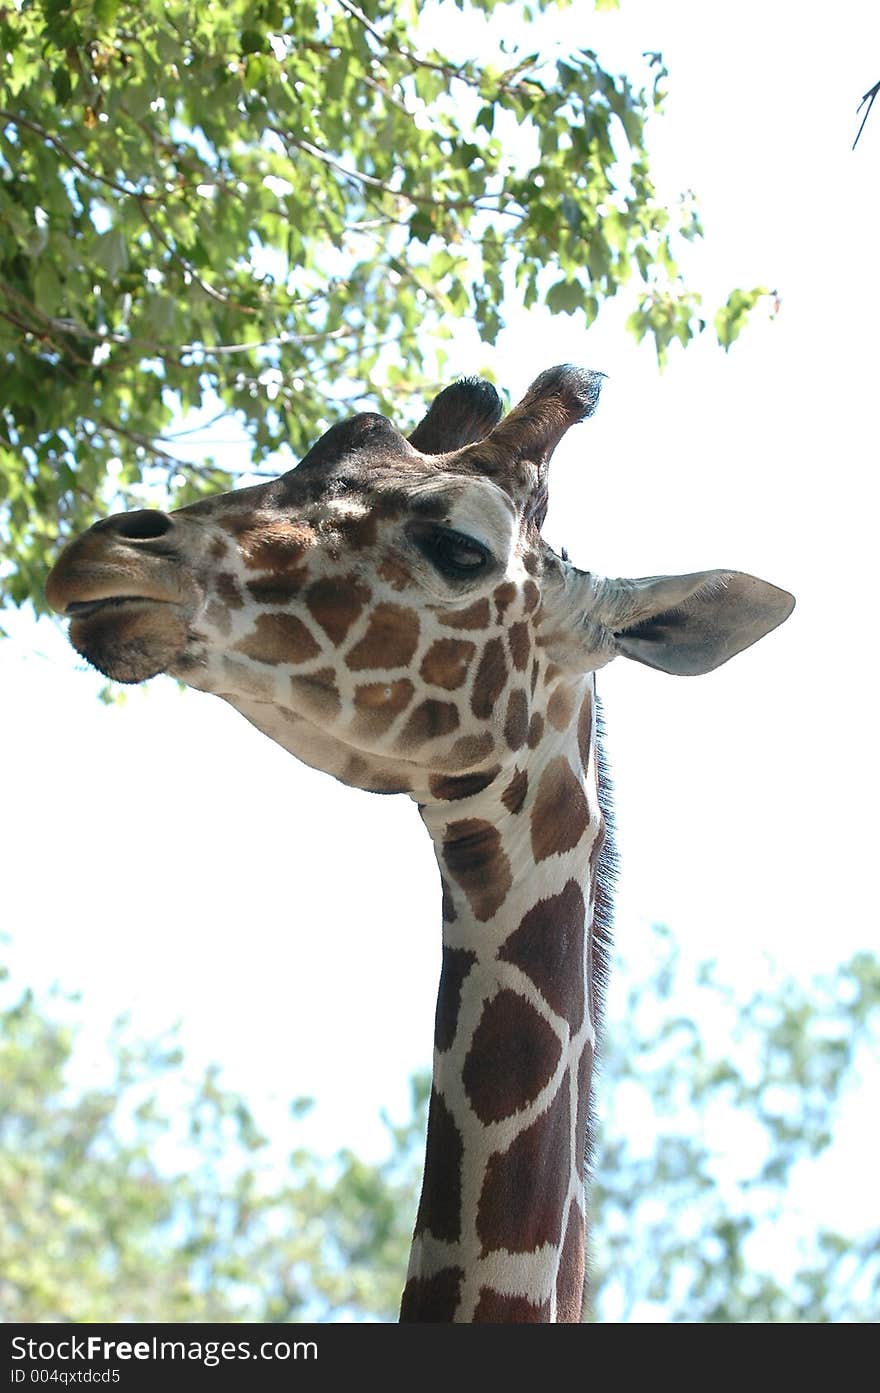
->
{"left": 68, "top": 602, "right": 189, "bottom": 684}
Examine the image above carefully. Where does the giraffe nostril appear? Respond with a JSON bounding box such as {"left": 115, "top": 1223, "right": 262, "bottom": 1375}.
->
{"left": 96, "top": 509, "right": 174, "bottom": 541}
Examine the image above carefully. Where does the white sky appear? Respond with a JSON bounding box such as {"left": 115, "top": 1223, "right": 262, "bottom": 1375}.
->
{"left": 2, "top": 0, "right": 879, "bottom": 1237}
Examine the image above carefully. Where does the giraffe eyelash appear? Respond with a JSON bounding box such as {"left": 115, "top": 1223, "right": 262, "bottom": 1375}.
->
{"left": 406, "top": 522, "right": 493, "bottom": 580}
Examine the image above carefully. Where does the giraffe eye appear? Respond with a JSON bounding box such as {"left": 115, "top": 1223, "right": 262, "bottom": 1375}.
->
{"left": 409, "top": 523, "right": 490, "bottom": 579}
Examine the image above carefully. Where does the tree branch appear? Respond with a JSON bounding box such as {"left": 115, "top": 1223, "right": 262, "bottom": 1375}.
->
{"left": 853, "top": 78, "right": 880, "bottom": 149}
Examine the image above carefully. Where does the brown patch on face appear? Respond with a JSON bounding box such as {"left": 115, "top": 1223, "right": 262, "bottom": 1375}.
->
{"left": 508, "top": 621, "right": 530, "bottom": 672}
{"left": 413, "top": 1088, "right": 464, "bottom": 1242}
{"left": 435, "top": 946, "right": 476, "bottom": 1051}
{"left": 346, "top": 602, "right": 420, "bottom": 670}
{"left": 400, "top": 1268, "right": 464, "bottom": 1323}
{"left": 438, "top": 598, "right": 491, "bottom": 630}
{"left": 545, "top": 663, "right": 563, "bottom": 684}
{"left": 204, "top": 601, "right": 230, "bottom": 636}
{"left": 305, "top": 575, "right": 370, "bottom": 645}
{"left": 443, "top": 819, "right": 512, "bottom": 922}
{"left": 429, "top": 767, "right": 500, "bottom": 801}
{"left": 555, "top": 1201, "right": 585, "bottom": 1323}
{"left": 577, "top": 690, "right": 593, "bottom": 773}
{"left": 547, "top": 681, "right": 577, "bottom": 731}
{"left": 530, "top": 757, "right": 590, "bottom": 863}
{"left": 523, "top": 551, "right": 540, "bottom": 576}
{"left": 523, "top": 579, "right": 540, "bottom": 614}
{"left": 527, "top": 712, "right": 545, "bottom": 749}
{"left": 477, "top": 1073, "right": 570, "bottom": 1255}
{"left": 289, "top": 667, "right": 341, "bottom": 722}
{"left": 471, "top": 637, "right": 508, "bottom": 719}
{"left": 492, "top": 581, "right": 517, "bottom": 623}
{"left": 215, "top": 572, "right": 243, "bottom": 609}
{"left": 443, "top": 732, "right": 496, "bottom": 770}
{"left": 209, "top": 537, "right": 229, "bottom": 562}
{"left": 398, "top": 698, "right": 460, "bottom": 748}
{"left": 246, "top": 574, "right": 307, "bottom": 605}
{"left": 378, "top": 554, "right": 413, "bottom": 591}
{"left": 234, "top": 612, "right": 320, "bottom": 665}
{"left": 499, "top": 880, "right": 586, "bottom": 1033}
{"left": 420, "top": 638, "right": 476, "bottom": 691}
{"left": 473, "top": 1289, "right": 550, "bottom": 1323}
{"left": 463, "top": 989, "right": 562, "bottom": 1124}
{"left": 352, "top": 678, "right": 414, "bottom": 735}
{"left": 504, "top": 688, "right": 529, "bottom": 751}
{"left": 501, "top": 767, "right": 528, "bottom": 814}
{"left": 335, "top": 510, "right": 377, "bottom": 550}
{"left": 237, "top": 522, "right": 313, "bottom": 572}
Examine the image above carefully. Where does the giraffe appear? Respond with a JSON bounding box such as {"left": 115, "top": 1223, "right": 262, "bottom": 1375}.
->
{"left": 44, "top": 364, "right": 794, "bottom": 1322}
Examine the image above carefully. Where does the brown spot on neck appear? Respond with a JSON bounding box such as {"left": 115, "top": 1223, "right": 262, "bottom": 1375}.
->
{"left": 462, "top": 989, "right": 562, "bottom": 1123}
{"left": 429, "top": 766, "right": 500, "bottom": 801}
{"left": 413, "top": 1088, "right": 464, "bottom": 1242}
{"left": 442, "top": 731, "right": 496, "bottom": 771}
{"left": 577, "top": 689, "right": 593, "bottom": 772}
{"left": 473, "top": 1289, "right": 550, "bottom": 1323}
{"left": 527, "top": 710, "right": 544, "bottom": 749}
{"left": 477, "top": 1073, "right": 571, "bottom": 1256}
{"left": 530, "top": 757, "right": 589, "bottom": 862}
{"left": 499, "top": 879, "right": 587, "bottom": 1032}
{"left": 504, "top": 688, "right": 529, "bottom": 750}
{"left": 555, "top": 1201, "right": 586, "bottom": 1322}
{"left": 501, "top": 767, "right": 528, "bottom": 814}
{"left": 400, "top": 1268, "right": 464, "bottom": 1323}
{"left": 547, "top": 680, "right": 577, "bottom": 731}
{"left": 434, "top": 945, "right": 476, "bottom": 1051}
{"left": 442, "top": 818, "right": 512, "bottom": 922}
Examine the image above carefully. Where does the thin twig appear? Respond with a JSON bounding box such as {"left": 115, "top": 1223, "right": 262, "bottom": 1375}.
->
{"left": 853, "top": 78, "right": 880, "bottom": 150}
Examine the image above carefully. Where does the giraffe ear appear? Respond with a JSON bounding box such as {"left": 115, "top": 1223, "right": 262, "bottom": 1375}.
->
{"left": 408, "top": 377, "right": 503, "bottom": 454}
{"left": 610, "top": 571, "right": 795, "bottom": 675}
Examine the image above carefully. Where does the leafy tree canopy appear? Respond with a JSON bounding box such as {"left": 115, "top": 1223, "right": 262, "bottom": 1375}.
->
{"left": 1, "top": 0, "right": 766, "bottom": 615}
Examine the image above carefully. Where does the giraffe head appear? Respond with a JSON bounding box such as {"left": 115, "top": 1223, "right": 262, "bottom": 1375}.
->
{"left": 45, "top": 366, "right": 794, "bottom": 799}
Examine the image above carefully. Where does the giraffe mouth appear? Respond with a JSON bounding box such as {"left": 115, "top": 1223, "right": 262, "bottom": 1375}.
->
{"left": 64, "top": 595, "right": 168, "bottom": 620}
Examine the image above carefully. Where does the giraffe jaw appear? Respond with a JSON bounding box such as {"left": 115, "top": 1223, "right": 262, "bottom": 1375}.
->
{"left": 66, "top": 596, "right": 195, "bottom": 684}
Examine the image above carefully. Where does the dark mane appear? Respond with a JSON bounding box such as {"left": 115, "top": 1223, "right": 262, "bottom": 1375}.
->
{"left": 585, "top": 692, "right": 618, "bottom": 1173}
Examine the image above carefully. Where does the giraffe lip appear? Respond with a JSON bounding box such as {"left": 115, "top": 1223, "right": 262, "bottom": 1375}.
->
{"left": 65, "top": 595, "right": 168, "bottom": 619}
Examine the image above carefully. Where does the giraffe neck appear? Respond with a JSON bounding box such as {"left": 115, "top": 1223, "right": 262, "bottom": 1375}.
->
{"left": 400, "top": 676, "right": 607, "bottom": 1323}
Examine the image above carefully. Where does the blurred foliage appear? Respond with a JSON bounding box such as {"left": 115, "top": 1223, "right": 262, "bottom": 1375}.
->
{"left": 1, "top": 0, "right": 767, "bottom": 612}
{"left": 2, "top": 929, "right": 877, "bottom": 1323}
{"left": 0, "top": 961, "right": 426, "bottom": 1321}
{"left": 591, "top": 928, "right": 880, "bottom": 1322}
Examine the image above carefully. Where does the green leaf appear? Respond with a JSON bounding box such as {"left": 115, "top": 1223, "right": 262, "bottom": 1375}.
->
{"left": 547, "top": 278, "right": 585, "bottom": 314}
{"left": 714, "top": 286, "right": 770, "bottom": 350}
